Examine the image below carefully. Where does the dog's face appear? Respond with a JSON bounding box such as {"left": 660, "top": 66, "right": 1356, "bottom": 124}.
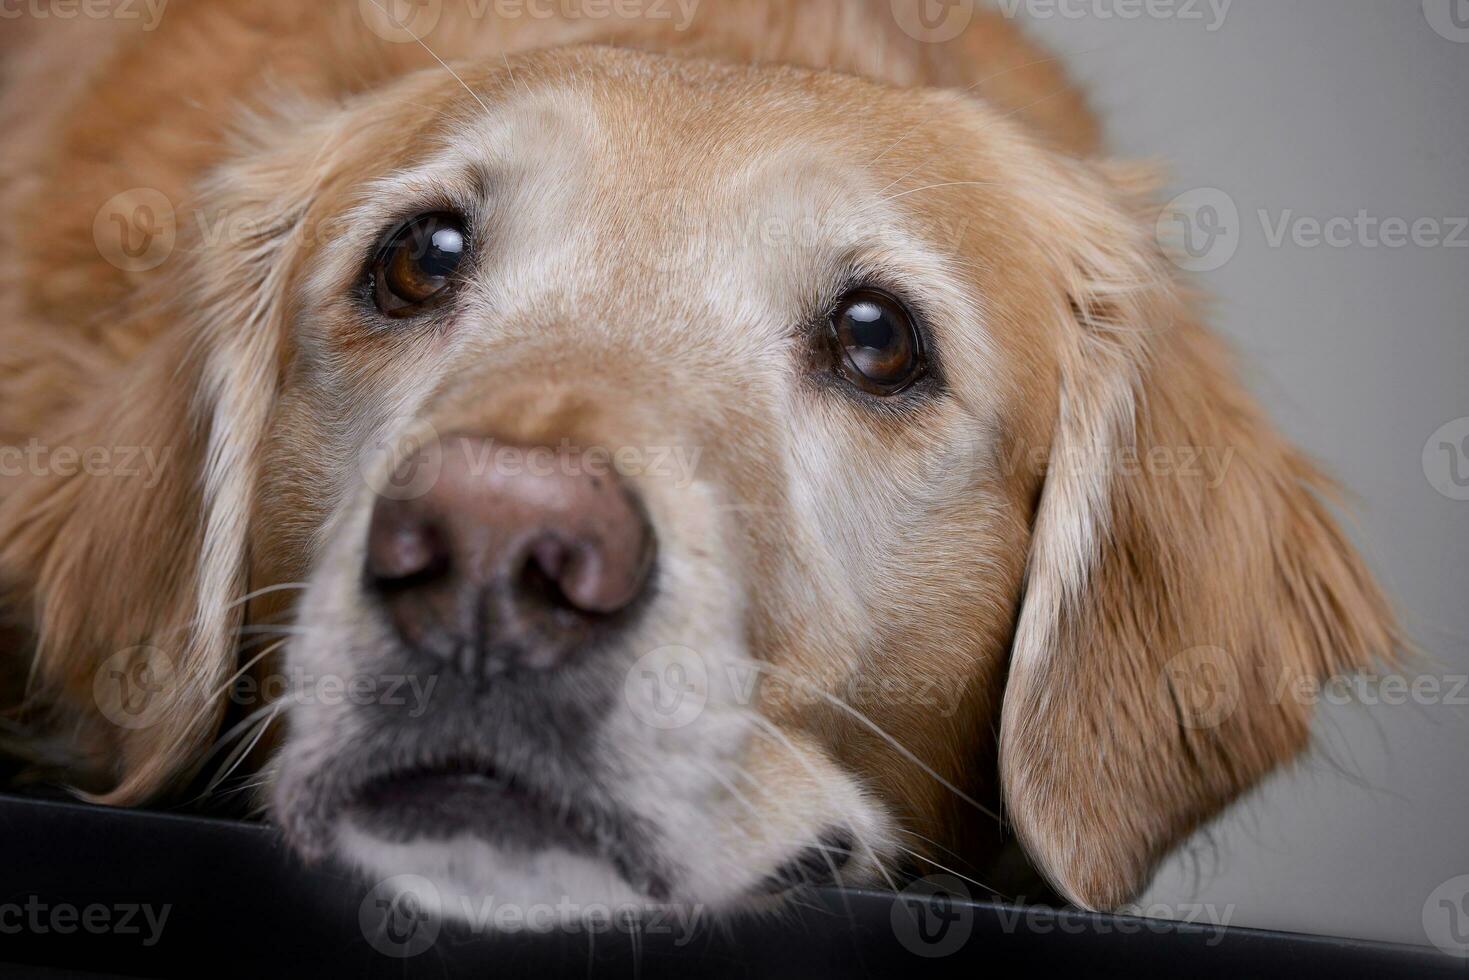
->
{"left": 263, "top": 49, "right": 1043, "bottom": 914}
{"left": 3, "top": 44, "right": 1395, "bottom": 922}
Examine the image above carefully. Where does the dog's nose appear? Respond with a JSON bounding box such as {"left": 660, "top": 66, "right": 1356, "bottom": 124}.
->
{"left": 365, "top": 436, "right": 656, "bottom": 676}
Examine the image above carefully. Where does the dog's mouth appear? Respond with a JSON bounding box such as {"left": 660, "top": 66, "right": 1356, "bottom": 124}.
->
{"left": 343, "top": 757, "right": 674, "bottom": 900}
{"left": 356, "top": 762, "right": 532, "bottom": 836}
{"left": 352, "top": 757, "right": 606, "bottom": 851}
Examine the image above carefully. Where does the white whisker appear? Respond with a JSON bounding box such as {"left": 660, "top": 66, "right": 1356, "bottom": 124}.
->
{"left": 222, "top": 582, "right": 311, "bottom": 613}
{"left": 745, "top": 714, "right": 895, "bottom": 894}
{"left": 361, "top": 0, "right": 490, "bottom": 115}
{"left": 199, "top": 699, "right": 285, "bottom": 799}
{"left": 207, "top": 638, "right": 289, "bottom": 703}
{"left": 879, "top": 180, "right": 997, "bottom": 205}
{"left": 741, "top": 660, "right": 1001, "bottom": 825}
{"left": 200, "top": 700, "right": 283, "bottom": 764}
{"left": 893, "top": 842, "right": 1007, "bottom": 901}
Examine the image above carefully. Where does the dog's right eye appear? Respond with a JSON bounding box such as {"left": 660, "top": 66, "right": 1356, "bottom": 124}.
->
{"left": 372, "top": 212, "right": 469, "bottom": 317}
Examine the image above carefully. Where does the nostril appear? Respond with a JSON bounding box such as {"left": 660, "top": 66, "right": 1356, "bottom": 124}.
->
{"left": 530, "top": 536, "right": 571, "bottom": 586}
{"left": 516, "top": 531, "right": 645, "bottom": 618}
{"left": 367, "top": 512, "right": 449, "bottom": 589}
{"left": 513, "top": 535, "right": 582, "bottom": 613}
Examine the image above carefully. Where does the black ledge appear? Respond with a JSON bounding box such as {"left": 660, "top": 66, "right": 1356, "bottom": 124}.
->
{"left": 0, "top": 794, "right": 1457, "bottom": 979}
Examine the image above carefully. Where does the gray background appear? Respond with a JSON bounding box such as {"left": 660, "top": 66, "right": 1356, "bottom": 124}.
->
{"left": 1009, "top": 0, "right": 1469, "bottom": 948}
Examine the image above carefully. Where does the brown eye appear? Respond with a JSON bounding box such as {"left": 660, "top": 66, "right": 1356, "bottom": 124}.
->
{"left": 828, "top": 289, "right": 925, "bottom": 395}
{"left": 373, "top": 212, "right": 469, "bottom": 317}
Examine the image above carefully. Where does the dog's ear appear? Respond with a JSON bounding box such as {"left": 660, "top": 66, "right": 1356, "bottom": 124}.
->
{"left": 0, "top": 110, "right": 339, "bottom": 802}
{"left": 0, "top": 322, "right": 240, "bottom": 798}
{"left": 998, "top": 162, "right": 1399, "bottom": 909}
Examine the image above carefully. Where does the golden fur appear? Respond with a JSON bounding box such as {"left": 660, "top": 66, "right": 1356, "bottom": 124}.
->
{"left": 0, "top": 0, "right": 1396, "bottom": 912}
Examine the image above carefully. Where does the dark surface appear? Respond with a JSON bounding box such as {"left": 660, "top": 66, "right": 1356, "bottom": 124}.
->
{"left": 0, "top": 794, "right": 1457, "bottom": 979}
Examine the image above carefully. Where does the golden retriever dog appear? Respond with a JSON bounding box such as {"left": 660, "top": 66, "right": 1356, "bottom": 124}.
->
{"left": 0, "top": 0, "right": 1397, "bottom": 921}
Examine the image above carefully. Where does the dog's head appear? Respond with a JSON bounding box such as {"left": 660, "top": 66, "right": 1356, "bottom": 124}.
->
{"left": 2, "top": 46, "right": 1396, "bottom": 917}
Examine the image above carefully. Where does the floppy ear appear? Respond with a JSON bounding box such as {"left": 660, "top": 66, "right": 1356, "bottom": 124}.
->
{"left": 0, "top": 323, "right": 241, "bottom": 798}
{"left": 998, "top": 164, "right": 1400, "bottom": 910}
{"left": 0, "top": 113, "right": 332, "bottom": 802}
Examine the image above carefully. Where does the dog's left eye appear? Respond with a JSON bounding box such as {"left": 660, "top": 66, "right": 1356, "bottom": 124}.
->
{"left": 828, "top": 289, "right": 926, "bottom": 395}
{"left": 372, "top": 212, "right": 469, "bottom": 317}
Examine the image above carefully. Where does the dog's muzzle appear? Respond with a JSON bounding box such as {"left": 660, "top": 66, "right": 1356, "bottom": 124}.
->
{"left": 275, "top": 436, "right": 670, "bottom": 886}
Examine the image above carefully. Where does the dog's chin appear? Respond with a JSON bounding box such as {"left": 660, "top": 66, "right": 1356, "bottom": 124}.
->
{"left": 334, "top": 822, "right": 860, "bottom": 930}
{"left": 305, "top": 766, "right": 869, "bottom": 926}
{"left": 337, "top": 823, "right": 669, "bottom": 926}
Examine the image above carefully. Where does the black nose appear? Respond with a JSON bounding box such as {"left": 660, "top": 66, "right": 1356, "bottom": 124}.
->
{"left": 365, "top": 436, "right": 656, "bottom": 678}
